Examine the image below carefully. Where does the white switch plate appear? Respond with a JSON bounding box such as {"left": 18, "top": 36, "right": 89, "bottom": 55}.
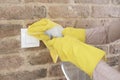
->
{"left": 21, "top": 28, "right": 40, "bottom": 48}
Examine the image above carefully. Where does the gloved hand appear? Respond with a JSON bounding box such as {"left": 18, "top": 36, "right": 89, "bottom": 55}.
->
{"left": 27, "top": 18, "right": 61, "bottom": 40}
{"left": 45, "top": 35, "right": 105, "bottom": 77}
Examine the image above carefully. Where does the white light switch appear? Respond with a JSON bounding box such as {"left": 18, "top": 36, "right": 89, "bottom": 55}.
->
{"left": 21, "top": 28, "right": 40, "bottom": 48}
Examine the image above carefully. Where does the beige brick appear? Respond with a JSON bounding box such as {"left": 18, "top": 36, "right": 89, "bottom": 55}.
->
{"left": 92, "top": 6, "right": 120, "bottom": 18}
{"left": 23, "top": 41, "right": 47, "bottom": 52}
{"left": 28, "top": 50, "right": 52, "bottom": 65}
{"left": 112, "top": 0, "right": 120, "bottom": 5}
{"left": 55, "top": 19, "right": 110, "bottom": 28}
{"left": 0, "top": 0, "right": 20, "bottom": 3}
{"left": 0, "top": 69, "right": 47, "bottom": 80}
{"left": 74, "top": 0, "right": 109, "bottom": 4}
{"left": 25, "top": 0, "right": 73, "bottom": 3}
{"left": 48, "top": 64, "right": 64, "bottom": 77}
{"left": 0, "top": 37, "right": 20, "bottom": 54}
{"left": 0, "top": 55, "right": 24, "bottom": 70}
{"left": 48, "top": 5, "right": 90, "bottom": 19}
{"left": 53, "top": 20, "right": 76, "bottom": 28}
{"left": 33, "top": 6, "right": 46, "bottom": 19}
{"left": 75, "top": 19, "right": 110, "bottom": 28}
{"left": 0, "top": 5, "right": 46, "bottom": 20}
{"left": 0, "top": 24, "right": 22, "bottom": 38}
{"left": 0, "top": 6, "right": 32, "bottom": 20}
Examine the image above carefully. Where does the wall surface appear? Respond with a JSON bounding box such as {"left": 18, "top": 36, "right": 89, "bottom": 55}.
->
{"left": 0, "top": 0, "right": 120, "bottom": 80}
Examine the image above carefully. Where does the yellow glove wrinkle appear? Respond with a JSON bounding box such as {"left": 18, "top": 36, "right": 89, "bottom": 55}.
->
{"left": 62, "top": 27, "right": 86, "bottom": 42}
{"left": 43, "top": 40, "right": 58, "bottom": 63}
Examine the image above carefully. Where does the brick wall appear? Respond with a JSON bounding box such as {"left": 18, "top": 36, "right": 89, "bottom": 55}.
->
{"left": 0, "top": 0, "right": 120, "bottom": 80}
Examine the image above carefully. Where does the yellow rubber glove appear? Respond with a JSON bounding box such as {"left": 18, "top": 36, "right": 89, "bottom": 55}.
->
{"left": 45, "top": 35, "right": 105, "bottom": 77}
{"left": 27, "top": 18, "right": 60, "bottom": 40}
{"left": 27, "top": 18, "right": 105, "bottom": 77}
{"left": 27, "top": 18, "right": 86, "bottom": 63}
{"left": 62, "top": 27, "right": 86, "bottom": 42}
